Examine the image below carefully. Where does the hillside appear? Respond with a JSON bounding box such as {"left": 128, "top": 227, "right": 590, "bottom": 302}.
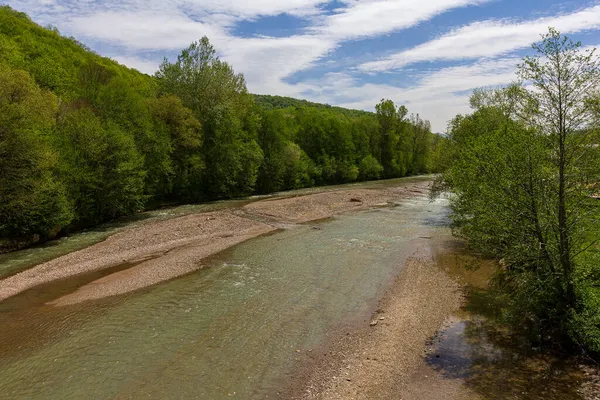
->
{"left": 0, "top": 5, "right": 443, "bottom": 250}
{"left": 0, "top": 6, "right": 373, "bottom": 119}
{"left": 0, "top": 6, "right": 151, "bottom": 98}
{"left": 253, "top": 94, "right": 373, "bottom": 118}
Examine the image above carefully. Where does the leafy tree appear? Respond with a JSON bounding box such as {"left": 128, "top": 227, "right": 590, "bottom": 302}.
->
{"left": 95, "top": 77, "right": 174, "bottom": 202}
{"left": 438, "top": 29, "right": 600, "bottom": 352}
{"left": 281, "top": 142, "right": 316, "bottom": 190}
{"left": 0, "top": 6, "right": 440, "bottom": 249}
{"left": 359, "top": 155, "right": 384, "bottom": 181}
{"left": 254, "top": 94, "right": 372, "bottom": 118}
{"left": 375, "top": 99, "right": 412, "bottom": 177}
{"left": 518, "top": 28, "right": 600, "bottom": 310}
{"left": 156, "top": 37, "right": 263, "bottom": 198}
{"left": 428, "top": 134, "right": 449, "bottom": 173}
{"left": 408, "top": 114, "right": 433, "bottom": 174}
{"left": 148, "top": 95, "right": 203, "bottom": 201}
{"left": 255, "top": 109, "right": 289, "bottom": 193}
{"left": 54, "top": 108, "right": 146, "bottom": 226}
{"left": 0, "top": 66, "right": 73, "bottom": 242}
{"left": 518, "top": 29, "right": 600, "bottom": 351}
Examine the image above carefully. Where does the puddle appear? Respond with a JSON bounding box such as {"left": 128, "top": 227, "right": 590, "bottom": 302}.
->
{"left": 426, "top": 314, "right": 586, "bottom": 400}
{"left": 427, "top": 241, "right": 591, "bottom": 400}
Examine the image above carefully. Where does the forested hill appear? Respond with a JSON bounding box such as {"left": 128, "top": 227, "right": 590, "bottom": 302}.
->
{"left": 0, "top": 6, "right": 151, "bottom": 97}
{"left": 0, "top": 5, "right": 445, "bottom": 250}
{"left": 253, "top": 94, "right": 373, "bottom": 118}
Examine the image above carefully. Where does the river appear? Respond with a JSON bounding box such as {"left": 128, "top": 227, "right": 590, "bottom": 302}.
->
{"left": 0, "top": 178, "right": 442, "bottom": 399}
{"left": 0, "top": 178, "right": 592, "bottom": 399}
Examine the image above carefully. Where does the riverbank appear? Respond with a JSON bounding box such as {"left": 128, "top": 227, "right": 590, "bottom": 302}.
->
{"left": 289, "top": 236, "right": 600, "bottom": 400}
{"left": 294, "top": 248, "right": 471, "bottom": 399}
{"left": 2, "top": 178, "right": 598, "bottom": 399}
{"left": 0, "top": 180, "right": 429, "bottom": 305}
{"left": 283, "top": 238, "right": 476, "bottom": 400}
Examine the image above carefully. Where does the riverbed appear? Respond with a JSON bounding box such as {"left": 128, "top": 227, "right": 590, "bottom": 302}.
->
{"left": 0, "top": 177, "right": 595, "bottom": 399}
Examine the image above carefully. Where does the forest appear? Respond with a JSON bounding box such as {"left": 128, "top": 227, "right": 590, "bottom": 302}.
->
{"left": 436, "top": 29, "right": 600, "bottom": 355}
{"left": 0, "top": 6, "right": 443, "bottom": 250}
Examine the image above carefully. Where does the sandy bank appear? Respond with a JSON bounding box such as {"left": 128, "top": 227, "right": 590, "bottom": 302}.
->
{"left": 292, "top": 245, "right": 478, "bottom": 400}
{"left": 0, "top": 211, "right": 276, "bottom": 304}
{"left": 243, "top": 188, "right": 397, "bottom": 223}
{"left": 292, "top": 235, "right": 599, "bottom": 400}
{"left": 0, "top": 180, "right": 431, "bottom": 305}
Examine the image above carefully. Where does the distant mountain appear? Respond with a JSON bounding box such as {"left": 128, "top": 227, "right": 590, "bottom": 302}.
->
{"left": 253, "top": 94, "right": 373, "bottom": 118}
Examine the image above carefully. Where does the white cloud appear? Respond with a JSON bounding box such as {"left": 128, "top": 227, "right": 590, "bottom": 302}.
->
{"left": 68, "top": 11, "right": 227, "bottom": 50}
{"left": 181, "top": 0, "right": 327, "bottom": 18}
{"left": 221, "top": 35, "right": 336, "bottom": 96}
{"left": 6, "top": 0, "right": 328, "bottom": 20}
{"left": 6, "top": 0, "right": 493, "bottom": 90}
{"left": 111, "top": 55, "right": 159, "bottom": 74}
{"left": 6, "top": 0, "right": 600, "bottom": 134}
{"left": 360, "top": 5, "right": 600, "bottom": 71}
{"left": 299, "top": 57, "right": 520, "bottom": 132}
{"left": 317, "top": 0, "right": 489, "bottom": 40}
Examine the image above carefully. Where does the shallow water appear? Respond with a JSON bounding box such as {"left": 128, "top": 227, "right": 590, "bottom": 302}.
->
{"left": 0, "top": 183, "right": 443, "bottom": 399}
{"left": 426, "top": 248, "right": 588, "bottom": 400}
{"left": 426, "top": 315, "right": 585, "bottom": 399}
{"left": 1, "top": 177, "right": 589, "bottom": 399}
{"left": 0, "top": 176, "right": 429, "bottom": 280}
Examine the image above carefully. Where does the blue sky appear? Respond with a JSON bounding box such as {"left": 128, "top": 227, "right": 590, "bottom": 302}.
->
{"left": 6, "top": 0, "right": 600, "bottom": 132}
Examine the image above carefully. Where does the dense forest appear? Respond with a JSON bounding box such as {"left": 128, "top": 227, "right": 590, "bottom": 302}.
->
{"left": 436, "top": 29, "right": 600, "bottom": 355}
{"left": 253, "top": 94, "right": 375, "bottom": 119}
{"left": 0, "top": 6, "right": 443, "bottom": 250}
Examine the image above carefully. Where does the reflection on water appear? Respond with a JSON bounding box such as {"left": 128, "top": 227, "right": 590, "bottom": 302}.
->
{"left": 428, "top": 246, "right": 588, "bottom": 400}
{"left": 427, "top": 315, "right": 585, "bottom": 399}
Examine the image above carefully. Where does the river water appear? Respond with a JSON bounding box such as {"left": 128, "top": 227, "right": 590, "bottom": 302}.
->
{"left": 0, "top": 178, "right": 447, "bottom": 399}
{"left": 0, "top": 178, "right": 590, "bottom": 399}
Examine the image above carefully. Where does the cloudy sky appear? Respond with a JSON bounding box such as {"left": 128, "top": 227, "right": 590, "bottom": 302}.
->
{"left": 7, "top": 0, "right": 600, "bottom": 132}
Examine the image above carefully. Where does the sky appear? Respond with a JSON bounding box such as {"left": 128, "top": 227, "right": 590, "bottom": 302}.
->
{"left": 6, "top": 0, "right": 600, "bottom": 132}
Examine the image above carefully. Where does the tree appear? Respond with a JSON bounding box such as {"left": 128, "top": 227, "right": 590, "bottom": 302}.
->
{"left": 376, "top": 99, "right": 400, "bottom": 177}
{"left": 408, "top": 114, "right": 432, "bottom": 174}
{"left": 0, "top": 65, "right": 73, "bottom": 242}
{"left": 147, "top": 95, "right": 203, "bottom": 201}
{"left": 54, "top": 108, "right": 146, "bottom": 226}
{"left": 376, "top": 99, "right": 413, "bottom": 177}
{"left": 359, "top": 155, "right": 384, "bottom": 181}
{"left": 0, "top": 4, "right": 442, "bottom": 249}
{"left": 255, "top": 109, "right": 288, "bottom": 193}
{"left": 518, "top": 28, "right": 600, "bottom": 310}
{"left": 156, "top": 37, "right": 263, "bottom": 198}
{"left": 438, "top": 29, "right": 600, "bottom": 352}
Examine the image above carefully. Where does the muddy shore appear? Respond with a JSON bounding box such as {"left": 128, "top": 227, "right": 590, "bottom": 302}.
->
{"left": 0, "top": 180, "right": 429, "bottom": 305}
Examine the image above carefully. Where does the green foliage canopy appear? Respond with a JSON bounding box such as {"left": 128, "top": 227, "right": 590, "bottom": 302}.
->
{"left": 0, "top": 5, "right": 440, "bottom": 249}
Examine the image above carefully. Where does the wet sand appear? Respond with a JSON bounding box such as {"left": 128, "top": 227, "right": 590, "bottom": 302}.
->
{"left": 0, "top": 180, "right": 430, "bottom": 305}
